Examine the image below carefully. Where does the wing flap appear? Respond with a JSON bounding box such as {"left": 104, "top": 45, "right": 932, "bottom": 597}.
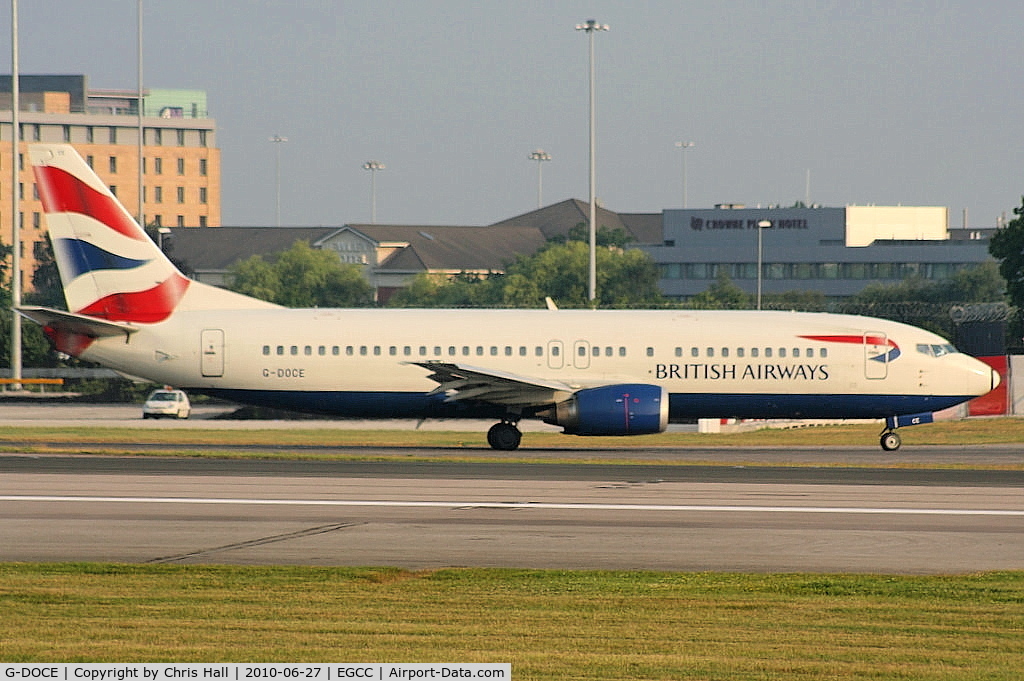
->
{"left": 409, "top": 361, "right": 575, "bottom": 408}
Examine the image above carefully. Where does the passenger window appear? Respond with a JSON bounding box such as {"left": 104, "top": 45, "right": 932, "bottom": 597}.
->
{"left": 646, "top": 347, "right": 654, "bottom": 357}
{"left": 675, "top": 347, "right": 683, "bottom": 357}
{"left": 765, "top": 348, "right": 772, "bottom": 358}
{"left": 318, "top": 346, "right": 326, "bottom": 356}
{"left": 535, "top": 347, "right": 543, "bottom": 357}
{"left": 291, "top": 346, "right": 298, "bottom": 356}
{"left": 551, "top": 346, "right": 560, "bottom": 357}
{"left": 462, "top": 346, "right": 470, "bottom": 356}
{"left": 579, "top": 346, "right": 587, "bottom": 357}
{"left": 262, "top": 345, "right": 270, "bottom": 356}
{"left": 737, "top": 347, "right": 745, "bottom": 358}
{"left": 779, "top": 348, "right": 786, "bottom": 358}
{"left": 388, "top": 346, "right": 397, "bottom": 356}
{"left": 360, "top": 346, "right": 368, "bottom": 356}
{"left": 691, "top": 347, "right": 699, "bottom": 357}
{"left": 332, "top": 346, "right": 339, "bottom": 356}
{"left": 519, "top": 346, "right": 527, "bottom": 356}
{"left": 751, "top": 347, "right": 759, "bottom": 358}
{"left": 448, "top": 346, "right": 456, "bottom": 356}
{"left": 619, "top": 347, "right": 626, "bottom": 357}
{"left": 346, "top": 346, "right": 354, "bottom": 356}
{"left": 476, "top": 346, "right": 483, "bottom": 356}
{"left": 792, "top": 348, "right": 800, "bottom": 358}
{"left": 820, "top": 348, "right": 827, "bottom": 358}
{"left": 404, "top": 346, "right": 412, "bottom": 356}
{"left": 606, "top": 347, "right": 613, "bottom": 357}
{"left": 433, "top": 346, "right": 441, "bottom": 356}
{"left": 373, "top": 346, "right": 381, "bottom": 356}
{"left": 721, "top": 347, "right": 729, "bottom": 358}
{"left": 593, "top": 346, "right": 601, "bottom": 357}
{"left": 706, "top": 347, "right": 714, "bottom": 358}
{"left": 304, "top": 346, "right": 312, "bottom": 356}
{"left": 504, "top": 346, "right": 512, "bottom": 356}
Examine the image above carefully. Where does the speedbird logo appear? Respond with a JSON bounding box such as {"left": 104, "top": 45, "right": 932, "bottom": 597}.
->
{"left": 798, "top": 334, "right": 901, "bottom": 363}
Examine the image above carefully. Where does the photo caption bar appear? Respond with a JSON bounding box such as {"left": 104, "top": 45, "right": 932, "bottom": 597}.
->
{"left": 1, "top": 665, "right": 510, "bottom": 681}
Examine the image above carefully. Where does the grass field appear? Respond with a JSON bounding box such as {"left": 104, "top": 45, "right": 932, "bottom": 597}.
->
{"left": 2, "top": 564, "right": 1023, "bottom": 679}
{"left": 4, "top": 421, "right": 1022, "bottom": 677}
{"left": 2, "top": 417, "right": 1024, "bottom": 463}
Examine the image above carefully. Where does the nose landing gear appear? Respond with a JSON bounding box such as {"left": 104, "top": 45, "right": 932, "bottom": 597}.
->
{"left": 879, "top": 429, "right": 902, "bottom": 451}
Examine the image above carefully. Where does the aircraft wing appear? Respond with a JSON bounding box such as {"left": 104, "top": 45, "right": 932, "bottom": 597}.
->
{"left": 16, "top": 305, "right": 139, "bottom": 339}
{"left": 409, "top": 361, "right": 576, "bottom": 408}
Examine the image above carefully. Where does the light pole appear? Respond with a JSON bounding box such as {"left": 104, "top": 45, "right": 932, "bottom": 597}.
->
{"left": 362, "top": 161, "right": 385, "bottom": 224}
{"left": 675, "top": 141, "right": 694, "bottom": 208}
{"left": 576, "top": 19, "right": 608, "bottom": 304}
{"left": 9, "top": 0, "right": 20, "bottom": 390}
{"left": 528, "top": 149, "right": 551, "bottom": 209}
{"left": 269, "top": 135, "right": 287, "bottom": 227}
{"left": 756, "top": 220, "right": 771, "bottom": 310}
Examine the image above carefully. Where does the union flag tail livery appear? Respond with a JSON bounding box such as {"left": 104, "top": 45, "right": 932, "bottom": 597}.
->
{"left": 18, "top": 144, "right": 1000, "bottom": 452}
{"left": 29, "top": 144, "right": 276, "bottom": 321}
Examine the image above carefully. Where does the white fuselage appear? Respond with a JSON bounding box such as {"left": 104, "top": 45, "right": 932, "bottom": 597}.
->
{"left": 79, "top": 307, "right": 996, "bottom": 422}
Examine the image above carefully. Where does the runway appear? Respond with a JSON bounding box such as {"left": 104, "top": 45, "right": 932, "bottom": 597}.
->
{"left": 2, "top": 453, "right": 1023, "bottom": 573}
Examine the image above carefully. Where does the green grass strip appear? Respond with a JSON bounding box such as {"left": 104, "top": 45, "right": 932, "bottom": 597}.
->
{"left": 2, "top": 564, "right": 1023, "bottom": 679}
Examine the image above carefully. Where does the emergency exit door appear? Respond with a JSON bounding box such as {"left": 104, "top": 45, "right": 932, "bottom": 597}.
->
{"left": 201, "top": 329, "right": 225, "bottom": 377}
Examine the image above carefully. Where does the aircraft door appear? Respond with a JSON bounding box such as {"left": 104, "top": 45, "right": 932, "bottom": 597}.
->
{"left": 573, "top": 340, "right": 591, "bottom": 369}
{"left": 864, "top": 331, "right": 888, "bottom": 380}
{"left": 547, "top": 340, "right": 564, "bottom": 369}
{"left": 201, "top": 329, "right": 225, "bottom": 377}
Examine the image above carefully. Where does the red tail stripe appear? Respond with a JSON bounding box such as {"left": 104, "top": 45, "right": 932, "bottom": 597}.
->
{"left": 76, "top": 273, "right": 190, "bottom": 323}
{"left": 33, "top": 165, "right": 145, "bottom": 241}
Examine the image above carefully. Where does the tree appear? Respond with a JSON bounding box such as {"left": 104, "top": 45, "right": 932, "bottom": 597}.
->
{"left": 388, "top": 271, "right": 503, "bottom": 307}
{"left": 987, "top": 199, "right": 1024, "bottom": 307}
{"left": 687, "top": 271, "right": 751, "bottom": 310}
{"left": 229, "top": 240, "right": 373, "bottom": 307}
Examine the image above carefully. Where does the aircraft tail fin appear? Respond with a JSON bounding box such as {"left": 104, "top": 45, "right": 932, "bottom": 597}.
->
{"left": 29, "top": 144, "right": 277, "bottom": 323}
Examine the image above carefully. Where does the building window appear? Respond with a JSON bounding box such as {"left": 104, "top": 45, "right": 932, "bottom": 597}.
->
{"left": 177, "top": 129, "right": 185, "bottom": 146}
{"left": 199, "top": 130, "right": 208, "bottom": 147}
{"left": 177, "top": 158, "right": 185, "bottom": 175}
{"left": 86, "top": 127, "right": 94, "bottom": 143}
{"left": 199, "top": 158, "right": 208, "bottom": 176}
{"left": 109, "top": 127, "right": 117, "bottom": 144}
{"left": 199, "top": 216, "right": 207, "bottom": 227}
{"left": 154, "top": 128, "right": 162, "bottom": 145}
{"left": 109, "top": 156, "right": 117, "bottom": 173}
{"left": 177, "top": 187, "right": 185, "bottom": 203}
{"left": 199, "top": 187, "right": 208, "bottom": 204}
{"left": 154, "top": 187, "right": 163, "bottom": 203}
{"left": 62, "top": 125, "right": 71, "bottom": 142}
{"left": 154, "top": 158, "right": 163, "bottom": 175}
{"left": 177, "top": 215, "right": 184, "bottom": 227}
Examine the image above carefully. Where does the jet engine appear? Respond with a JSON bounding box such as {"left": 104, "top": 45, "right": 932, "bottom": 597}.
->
{"left": 542, "top": 384, "right": 668, "bottom": 436}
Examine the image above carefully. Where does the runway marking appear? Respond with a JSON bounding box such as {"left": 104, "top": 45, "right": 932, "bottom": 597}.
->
{"left": 3, "top": 495, "right": 1023, "bottom": 516}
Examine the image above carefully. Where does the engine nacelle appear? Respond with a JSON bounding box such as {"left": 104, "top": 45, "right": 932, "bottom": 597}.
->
{"left": 543, "top": 384, "right": 669, "bottom": 436}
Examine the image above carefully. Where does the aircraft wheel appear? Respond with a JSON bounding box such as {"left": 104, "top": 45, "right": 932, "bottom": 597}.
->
{"left": 487, "top": 422, "right": 522, "bottom": 451}
{"left": 880, "top": 431, "right": 901, "bottom": 451}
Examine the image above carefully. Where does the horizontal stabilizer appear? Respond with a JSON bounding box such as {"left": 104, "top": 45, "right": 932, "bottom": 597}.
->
{"left": 16, "top": 305, "right": 139, "bottom": 339}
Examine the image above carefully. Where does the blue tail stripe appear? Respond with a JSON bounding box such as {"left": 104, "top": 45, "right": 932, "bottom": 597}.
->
{"left": 57, "top": 238, "right": 148, "bottom": 279}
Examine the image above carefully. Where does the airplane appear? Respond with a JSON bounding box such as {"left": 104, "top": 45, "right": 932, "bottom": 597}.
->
{"left": 17, "top": 143, "right": 1000, "bottom": 451}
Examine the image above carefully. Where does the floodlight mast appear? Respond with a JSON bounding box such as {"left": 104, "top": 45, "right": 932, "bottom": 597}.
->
{"left": 575, "top": 19, "right": 608, "bottom": 304}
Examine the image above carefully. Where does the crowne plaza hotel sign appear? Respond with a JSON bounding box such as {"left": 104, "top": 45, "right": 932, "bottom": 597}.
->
{"left": 690, "top": 217, "right": 809, "bottom": 231}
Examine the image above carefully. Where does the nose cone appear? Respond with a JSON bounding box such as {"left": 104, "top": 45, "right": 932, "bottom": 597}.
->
{"left": 990, "top": 365, "right": 1002, "bottom": 392}
{"left": 962, "top": 354, "right": 1000, "bottom": 397}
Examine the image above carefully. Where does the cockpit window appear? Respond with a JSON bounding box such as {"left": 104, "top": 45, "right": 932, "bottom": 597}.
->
{"left": 917, "top": 343, "right": 958, "bottom": 357}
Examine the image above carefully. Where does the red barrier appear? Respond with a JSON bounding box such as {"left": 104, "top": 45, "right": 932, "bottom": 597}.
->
{"left": 968, "top": 355, "right": 1008, "bottom": 416}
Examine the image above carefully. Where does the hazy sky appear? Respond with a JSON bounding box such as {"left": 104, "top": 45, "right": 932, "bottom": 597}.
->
{"left": 5, "top": 1, "right": 1022, "bottom": 228}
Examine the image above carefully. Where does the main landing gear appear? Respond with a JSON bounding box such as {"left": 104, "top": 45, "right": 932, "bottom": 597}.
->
{"left": 487, "top": 420, "right": 522, "bottom": 451}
